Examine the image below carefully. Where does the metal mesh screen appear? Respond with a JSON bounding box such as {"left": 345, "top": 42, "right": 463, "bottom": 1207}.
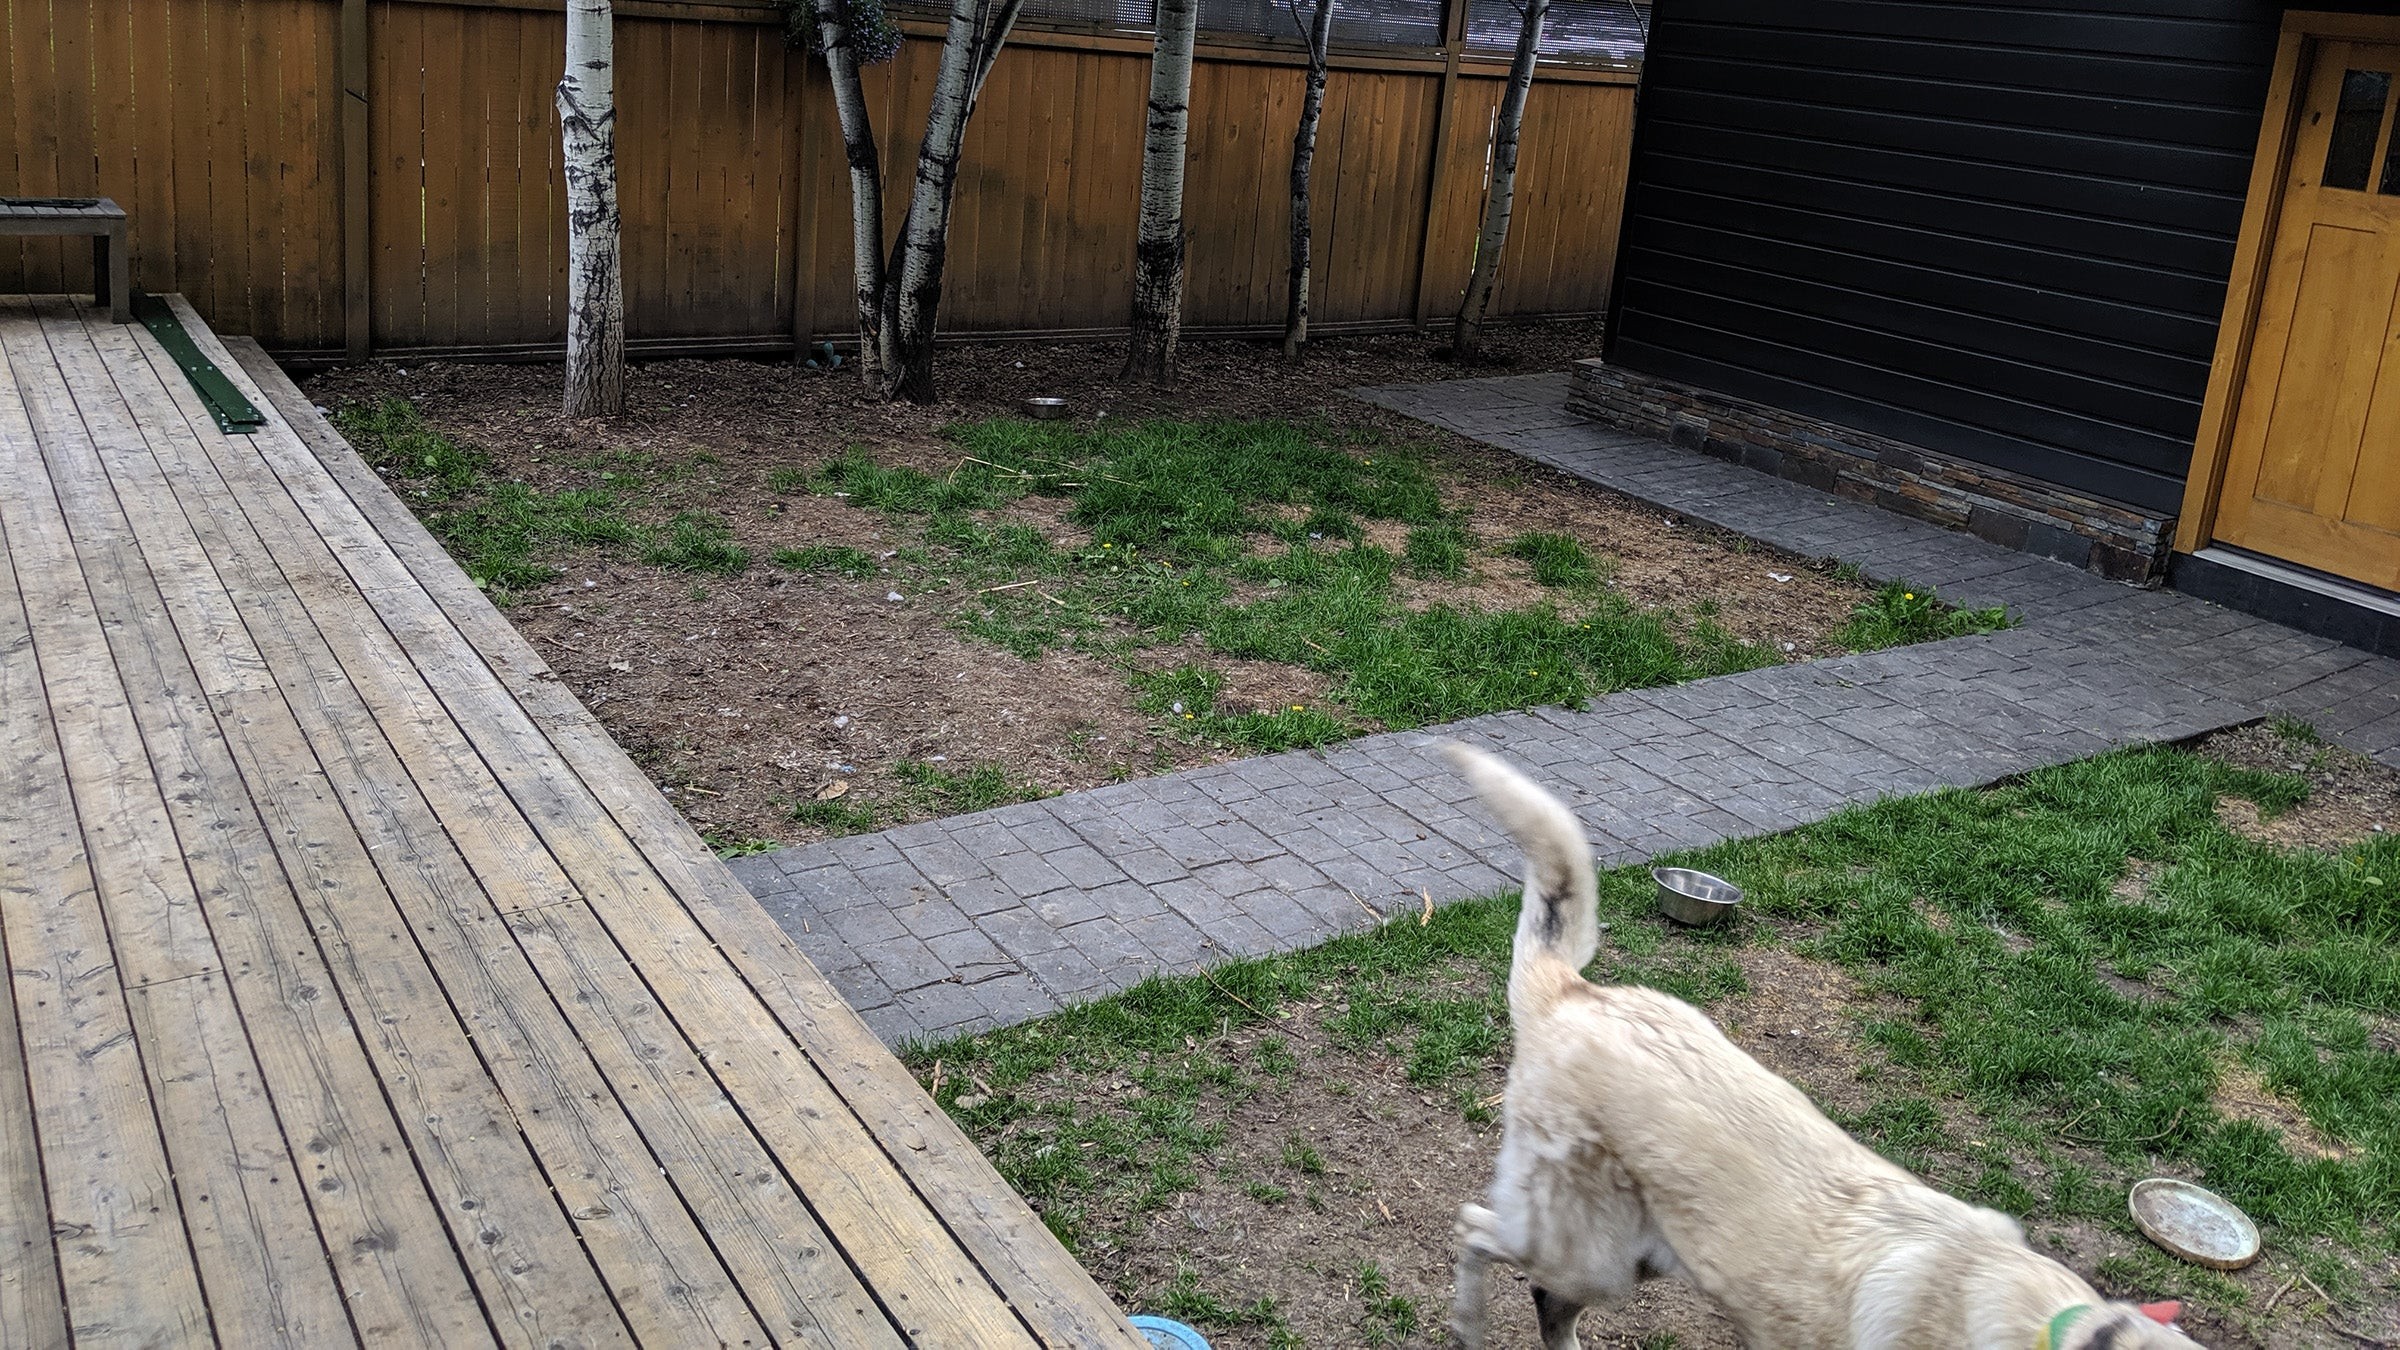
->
{"left": 1194, "top": 0, "right": 1440, "bottom": 45}
{"left": 1019, "top": 0, "right": 1158, "bottom": 27}
{"left": 1466, "top": 0, "right": 1646, "bottom": 62}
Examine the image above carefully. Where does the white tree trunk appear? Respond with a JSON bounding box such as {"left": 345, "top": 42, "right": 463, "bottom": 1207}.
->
{"left": 1452, "top": 0, "right": 1548, "bottom": 361}
{"left": 560, "top": 0, "right": 625, "bottom": 416}
{"left": 815, "top": 0, "right": 898, "bottom": 389}
{"left": 891, "top": 0, "right": 1026, "bottom": 403}
{"left": 1123, "top": 0, "right": 1201, "bottom": 384}
{"left": 1282, "top": 0, "right": 1336, "bottom": 361}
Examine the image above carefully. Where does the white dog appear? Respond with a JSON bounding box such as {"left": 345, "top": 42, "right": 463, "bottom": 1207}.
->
{"left": 1444, "top": 743, "right": 2202, "bottom": 1350}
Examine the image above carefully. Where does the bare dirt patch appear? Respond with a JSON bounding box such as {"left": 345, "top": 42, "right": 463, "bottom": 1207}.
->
{"left": 303, "top": 328, "right": 1878, "bottom": 849}
{"left": 2212, "top": 1059, "right": 2352, "bottom": 1162}
{"left": 2197, "top": 722, "right": 2397, "bottom": 852}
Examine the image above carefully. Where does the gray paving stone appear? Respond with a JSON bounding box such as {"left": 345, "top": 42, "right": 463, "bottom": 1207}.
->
{"left": 896, "top": 981, "right": 989, "bottom": 1037}
{"left": 1020, "top": 943, "right": 1114, "bottom": 999}
{"left": 925, "top": 925, "right": 1013, "bottom": 976}
{"left": 972, "top": 974, "right": 1062, "bottom": 1026}
{"left": 861, "top": 936, "right": 953, "bottom": 994}
{"left": 893, "top": 899, "right": 974, "bottom": 940}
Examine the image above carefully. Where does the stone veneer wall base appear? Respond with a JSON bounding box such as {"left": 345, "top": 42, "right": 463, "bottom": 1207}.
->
{"left": 1567, "top": 359, "right": 2174, "bottom": 584}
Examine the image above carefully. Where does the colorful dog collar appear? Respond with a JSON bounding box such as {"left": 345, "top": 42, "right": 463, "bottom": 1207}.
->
{"left": 2035, "top": 1305, "right": 2091, "bottom": 1350}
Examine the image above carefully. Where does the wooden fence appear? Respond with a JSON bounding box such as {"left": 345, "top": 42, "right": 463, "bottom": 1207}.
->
{"left": 0, "top": 0, "right": 1635, "bottom": 359}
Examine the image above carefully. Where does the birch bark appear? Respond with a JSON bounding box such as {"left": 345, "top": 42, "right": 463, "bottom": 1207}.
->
{"left": 1452, "top": 0, "right": 1548, "bottom": 360}
{"left": 1281, "top": 0, "right": 1337, "bottom": 360}
{"left": 814, "top": 0, "right": 899, "bottom": 388}
{"left": 1122, "top": 0, "right": 1201, "bottom": 383}
{"left": 891, "top": 0, "right": 1027, "bottom": 402}
{"left": 560, "top": 0, "right": 625, "bottom": 416}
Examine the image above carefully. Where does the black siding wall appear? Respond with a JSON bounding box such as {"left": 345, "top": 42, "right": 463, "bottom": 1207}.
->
{"left": 1608, "top": 0, "right": 2284, "bottom": 513}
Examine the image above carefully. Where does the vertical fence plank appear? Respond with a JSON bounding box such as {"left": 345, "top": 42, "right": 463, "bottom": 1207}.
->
{"left": 0, "top": 0, "right": 1628, "bottom": 352}
{"left": 343, "top": 0, "right": 370, "bottom": 355}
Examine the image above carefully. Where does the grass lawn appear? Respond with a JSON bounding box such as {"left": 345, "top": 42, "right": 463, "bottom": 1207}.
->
{"left": 907, "top": 727, "right": 2397, "bottom": 1350}
{"left": 330, "top": 391, "right": 2004, "bottom": 852}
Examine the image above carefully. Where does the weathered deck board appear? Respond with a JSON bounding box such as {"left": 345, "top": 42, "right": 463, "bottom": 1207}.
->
{"left": 0, "top": 294, "right": 1145, "bottom": 1349}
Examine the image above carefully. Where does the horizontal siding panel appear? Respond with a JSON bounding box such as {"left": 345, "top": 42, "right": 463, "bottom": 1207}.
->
{"left": 1669, "top": 23, "right": 2271, "bottom": 106}
{"left": 1685, "top": 0, "right": 2270, "bottom": 63}
{"left": 1619, "top": 254, "right": 2212, "bottom": 397}
{"left": 1609, "top": 0, "right": 2280, "bottom": 507}
{"left": 1615, "top": 338, "right": 2191, "bottom": 511}
{"left": 1624, "top": 199, "right": 2233, "bottom": 334}
{"left": 1641, "top": 122, "right": 2245, "bottom": 232}
{"left": 1618, "top": 311, "right": 2197, "bottom": 474}
{"left": 1644, "top": 90, "right": 2254, "bottom": 194}
{"left": 1650, "top": 55, "right": 2264, "bottom": 146}
{"left": 1636, "top": 156, "right": 2236, "bottom": 275}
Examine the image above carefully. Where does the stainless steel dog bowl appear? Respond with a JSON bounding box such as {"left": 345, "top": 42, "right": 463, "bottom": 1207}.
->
{"left": 1652, "top": 867, "right": 1742, "bottom": 926}
{"left": 1022, "top": 396, "right": 1070, "bottom": 420}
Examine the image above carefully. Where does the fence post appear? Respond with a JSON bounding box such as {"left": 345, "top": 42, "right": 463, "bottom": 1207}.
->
{"left": 791, "top": 51, "right": 821, "bottom": 363}
{"left": 341, "top": 0, "right": 371, "bottom": 361}
{"left": 1411, "top": 0, "right": 1472, "bottom": 330}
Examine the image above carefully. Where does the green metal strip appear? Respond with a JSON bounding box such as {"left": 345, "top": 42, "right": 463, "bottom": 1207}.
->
{"left": 131, "top": 292, "right": 266, "bottom": 435}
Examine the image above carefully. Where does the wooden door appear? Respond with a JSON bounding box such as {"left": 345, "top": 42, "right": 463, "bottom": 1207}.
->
{"left": 2215, "top": 39, "right": 2400, "bottom": 590}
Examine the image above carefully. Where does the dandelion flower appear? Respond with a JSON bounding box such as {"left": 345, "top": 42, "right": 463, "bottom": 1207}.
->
{"left": 1290, "top": 704, "right": 1303, "bottom": 712}
{"left": 1903, "top": 591, "right": 1914, "bottom": 600}
{"left": 1103, "top": 542, "right": 1114, "bottom": 549}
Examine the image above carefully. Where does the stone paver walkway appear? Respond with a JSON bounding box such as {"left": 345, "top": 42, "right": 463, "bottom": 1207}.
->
{"left": 731, "top": 373, "right": 2400, "bottom": 1046}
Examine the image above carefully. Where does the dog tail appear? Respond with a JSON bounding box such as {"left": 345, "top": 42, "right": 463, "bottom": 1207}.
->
{"left": 1443, "top": 742, "right": 1601, "bottom": 1007}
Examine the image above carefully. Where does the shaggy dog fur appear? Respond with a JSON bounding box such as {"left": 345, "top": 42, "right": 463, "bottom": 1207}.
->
{"left": 1444, "top": 743, "right": 2204, "bottom": 1350}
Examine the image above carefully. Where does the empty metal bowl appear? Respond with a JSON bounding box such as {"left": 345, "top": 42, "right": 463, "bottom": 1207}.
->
{"left": 1652, "top": 867, "right": 1742, "bottom": 926}
{"left": 1023, "top": 396, "right": 1070, "bottom": 420}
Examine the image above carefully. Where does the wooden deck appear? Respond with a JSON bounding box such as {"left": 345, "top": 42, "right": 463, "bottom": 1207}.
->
{"left": 0, "top": 295, "right": 1145, "bottom": 1349}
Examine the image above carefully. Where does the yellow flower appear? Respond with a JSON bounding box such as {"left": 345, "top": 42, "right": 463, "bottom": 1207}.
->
{"left": 1103, "top": 542, "right": 1113, "bottom": 549}
{"left": 1183, "top": 713, "right": 1195, "bottom": 720}
{"left": 1903, "top": 592, "right": 1914, "bottom": 600}
{"left": 1290, "top": 704, "right": 1304, "bottom": 712}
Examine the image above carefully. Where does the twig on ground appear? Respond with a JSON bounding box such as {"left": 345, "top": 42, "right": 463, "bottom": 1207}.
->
{"left": 1035, "top": 590, "right": 1068, "bottom": 607}
{"left": 976, "top": 578, "right": 1041, "bottom": 594}
{"left": 2323, "top": 1321, "right": 2390, "bottom": 1348}
{"left": 928, "top": 1059, "right": 945, "bottom": 1097}
{"left": 1419, "top": 887, "right": 1434, "bottom": 926}
{"left": 2262, "top": 1275, "right": 2298, "bottom": 1317}
{"left": 1348, "top": 890, "right": 1387, "bottom": 926}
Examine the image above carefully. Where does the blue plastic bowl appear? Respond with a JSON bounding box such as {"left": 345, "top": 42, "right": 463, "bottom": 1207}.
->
{"left": 1128, "top": 1314, "right": 1213, "bottom": 1349}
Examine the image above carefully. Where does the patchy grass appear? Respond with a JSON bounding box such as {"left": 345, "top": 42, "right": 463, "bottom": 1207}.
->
{"left": 913, "top": 741, "right": 2398, "bottom": 1342}
{"left": 643, "top": 512, "right": 751, "bottom": 576}
{"left": 805, "top": 418, "right": 1822, "bottom": 736}
{"left": 788, "top": 758, "right": 1048, "bottom": 836}
{"left": 335, "top": 397, "right": 750, "bottom": 594}
{"left": 1502, "top": 530, "right": 1604, "bottom": 588}
{"left": 772, "top": 543, "right": 882, "bottom": 578}
{"left": 1836, "top": 581, "right": 2013, "bottom": 651}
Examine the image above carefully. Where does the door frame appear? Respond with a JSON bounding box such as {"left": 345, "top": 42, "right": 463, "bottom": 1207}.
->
{"left": 2176, "top": 9, "right": 2400, "bottom": 558}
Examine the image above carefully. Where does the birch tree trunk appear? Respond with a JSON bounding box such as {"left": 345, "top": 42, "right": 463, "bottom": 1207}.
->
{"left": 890, "top": 0, "right": 1026, "bottom": 403}
{"left": 1122, "top": 0, "right": 1201, "bottom": 384}
{"left": 560, "top": 0, "right": 625, "bottom": 416}
{"left": 1451, "top": 0, "right": 1548, "bottom": 362}
{"left": 815, "top": 0, "right": 898, "bottom": 390}
{"left": 1281, "top": 0, "right": 1336, "bottom": 360}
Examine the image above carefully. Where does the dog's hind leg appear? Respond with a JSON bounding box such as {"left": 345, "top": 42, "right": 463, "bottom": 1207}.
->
{"left": 1531, "top": 1286, "right": 1584, "bottom": 1350}
{"left": 1449, "top": 1203, "right": 1510, "bottom": 1350}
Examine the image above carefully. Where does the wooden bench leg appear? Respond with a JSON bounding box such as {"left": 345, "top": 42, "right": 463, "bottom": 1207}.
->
{"left": 96, "top": 228, "right": 130, "bottom": 323}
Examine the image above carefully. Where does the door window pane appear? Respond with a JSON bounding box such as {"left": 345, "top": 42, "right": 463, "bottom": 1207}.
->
{"left": 2324, "top": 68, "right": 2392, "bottom": 191}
